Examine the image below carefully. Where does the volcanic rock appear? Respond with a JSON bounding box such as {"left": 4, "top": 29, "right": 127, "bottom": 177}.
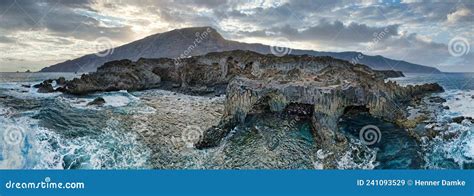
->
{"left": 374, "top": 70, "right": 405, "bottom": 78}
{"left": 452, "top": 116, "right": 474, "bottom": 124}
{"left": 428, "top": 96, "right": 447, "bottom": 103}
{"left": 34, "top": 80, "right": 55, "bottom": 93}
{"left": 56, "top": 77, "right": 67, "bottom": 85}
{"left": 87, "top": 97, "right": 106, "bottom": 106}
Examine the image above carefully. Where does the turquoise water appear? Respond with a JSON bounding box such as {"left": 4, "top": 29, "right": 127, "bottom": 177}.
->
{"left": 0, "top": 72, "right": 473, "bottom": 169}
{"left": 0, "top": 72, "right": 151, "bottom": 169}
{"left": 391, "top": 73, "right": 474, "bottom": 169}
{"left": 334, "top": 73, "right": 474, "bottom": 169}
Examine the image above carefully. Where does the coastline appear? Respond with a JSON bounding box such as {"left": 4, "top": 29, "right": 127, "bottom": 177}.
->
{"left": 1, "top": 71, "right": 473, "bottom": 169}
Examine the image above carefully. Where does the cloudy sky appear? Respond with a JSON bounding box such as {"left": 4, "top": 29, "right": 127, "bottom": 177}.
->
{"left": 0, "top": 0, "right": 472, "bottom": 72}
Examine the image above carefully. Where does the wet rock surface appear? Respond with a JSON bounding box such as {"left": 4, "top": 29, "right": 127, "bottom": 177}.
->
{"left": 428, "top": 96, "right": 447, "bottom": 103}
{"left": 33, "top": 77, "right": 69, "bottom": 93}
{"left": 452, "top": 116, "right": 474, "bottom": 124}
{"left": 87, "top": 97, "right": 106, "bottom": 106}
{"left": 125, "top": 90, "right": 226, "bottom": 168}
{"left": 34, "top": 80, "right": 55, "bottom": 93}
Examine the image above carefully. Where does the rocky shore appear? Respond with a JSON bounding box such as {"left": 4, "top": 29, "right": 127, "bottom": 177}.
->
{"left": 37, "top": 50, "right": 407, "bottom": 96}
{"left": 34, "top": 50, "right": 444, "bottom": 167}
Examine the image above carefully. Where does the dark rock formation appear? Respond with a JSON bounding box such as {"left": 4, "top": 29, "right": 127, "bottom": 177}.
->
{"left": 63, "top": 59, "right": 161, "bottom": 95}
{"left": 59, "top": 50, "right": 428, "bottom": 96}
{"left": 374, "top": 70, "right": 405, "bottom": 78}
{"left": 87, "top": 97, "right": 106, "bottom": 106}
{"left": 34, "top": 80, "right": 55, "bottom": 93}
{"left": 428, "top": 96, "right": 447, "bottom": 103}
{"left": 56, "top": 77, "right": 66, "bottom": 85}
{"left": 33, "top": 77, "right": 66, "bottom": 93}
{"left": 452, "top": 116, "right": 474, "bottom": 124}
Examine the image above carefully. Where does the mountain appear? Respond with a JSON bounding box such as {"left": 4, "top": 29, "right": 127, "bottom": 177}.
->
{"left": 40, "top": 26, "right": 441, "bottom": 73}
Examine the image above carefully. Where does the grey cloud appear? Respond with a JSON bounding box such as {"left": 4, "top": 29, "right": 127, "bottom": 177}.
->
{"left": 174, "top": 0, "right": 230, "bottom": 8}
{"left": 372, "top": 33, "right": 473, "bottom": 72}
{"left": 0, "top": 35, "right": 14, "bottom": 43}
{"left": 294, "top": 20, "right": 399, "bottom": 43}
{"left": 0, "top": 57, "right": 26, "bottom": 62}
{"left": 236, "top": 20, "right": 400, "bottom": 44}
{"left": 0, "top": 0, "right": 133, "bottom": 41}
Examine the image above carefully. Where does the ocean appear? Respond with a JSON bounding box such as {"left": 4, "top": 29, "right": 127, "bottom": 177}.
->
{"left": 0, "top": 72, "right": 473, "bottom": 169}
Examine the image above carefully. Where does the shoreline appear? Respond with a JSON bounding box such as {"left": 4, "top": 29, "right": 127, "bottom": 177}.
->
{"left": 1, "top": 51, "right": 473, "bottom": 169}
{"left": 0, "top": 79, "right": 473, "bottom": 169}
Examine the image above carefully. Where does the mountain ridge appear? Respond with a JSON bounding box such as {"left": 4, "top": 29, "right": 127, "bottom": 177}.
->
{"left": 40, "top": 26, "right": 441, "bottom": 73}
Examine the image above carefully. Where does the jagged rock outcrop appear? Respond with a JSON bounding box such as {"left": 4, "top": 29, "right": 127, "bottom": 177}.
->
{"left": 33, "top": 77, "right": 71, "bottom": 93}
{"left": 57, "top": 50, "right": 301, "bottom": 95}
{"left": 374, "top": 70, "right": 405, "bottom": 78}
{"left": 452, "top": 116, "right": 474, "bottom": 124}
{"left": 60, "top": 50, "right": 415, "bottom": 96}
{"left": 56, "top": 77, "right": 67, "bottom": 85}
{"left": 33, "top": 79, "right": 55, "bottom": 93}
{"left": 195, "top": 58, "right": 442, "bottom": 151}
{"left": 63, "top": 59, "right": 161, "bottom": 95}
